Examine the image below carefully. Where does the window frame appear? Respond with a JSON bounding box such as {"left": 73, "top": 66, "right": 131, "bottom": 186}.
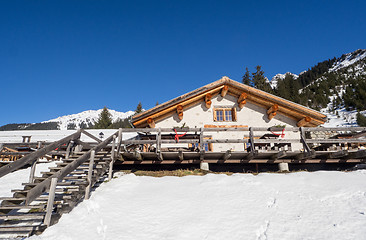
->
{"left": 213, "top": 107, "right": 237, "bottom": 122}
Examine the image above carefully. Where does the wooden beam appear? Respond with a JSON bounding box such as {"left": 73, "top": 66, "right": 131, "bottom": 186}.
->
{"left": 223, "top": 150, "right": 232, "bottom": 160}
{"left": 237, "top": 93, "right": 247, "bottom": 109}
{"left": 267, "top": 104, "right": 279, "bottom": 115}
{"left": 297, "top": 117, "right": 312, "bottom": 127}
{"left": 221, "top": 85, "right": 229, "bottom": 97}
{"left": 268, "top": 112, "right": 277, "bottom": 120}
{"left": 238, "top": 100, "right": 246, "bottom": 109}
{"left": 205, "top": 93, "right": 212, "bottom": 109}
{"left": 176, "top": 105, "right": 183, "bottom": 120}
{"left": 238, "top": 92, "right": 247, "bottom": 102}
{"left": 267, "top": 104, "right": 278, "bottom": 120}
{"left": 81, "top": 129, "right": 102, "bottom": 143}
{"left": 178, "top": 150, "right": 184, "bottom": 161}
{"left": 147, "top": 118, "right": 155, "bottom": 128}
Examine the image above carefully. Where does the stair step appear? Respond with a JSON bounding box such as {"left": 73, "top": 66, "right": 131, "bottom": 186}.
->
{"left": 57, "top": 161, "right": 108, "bottom": 167}
{"left": 0, "top": 204, "right": 46, "bottom": 210}
{"left": 0, "top": 224, "right": 46, "bottom": 232}
{"left": 22, "top": 181, "right": 88, "bottom": 187}
{"left": 0, "top": 212, "right": 46, "bottom": 220}
{"left": 49, "top": 165, "right": 103, "bottom": 171}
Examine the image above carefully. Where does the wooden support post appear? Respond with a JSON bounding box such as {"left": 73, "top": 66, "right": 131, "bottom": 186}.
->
{"left": 29, "top": 159, "right": 37, "bottom": 183}
{"left": 270, "top": 151, "right": 287, "bottom": 160}
{"left": 44, "top": 177, "right": 58, "bottom": 227}
{"left": 300, "top": 127, "right": 311, "bottom": 154}
{"left": 85, "top": 150, "right": 95, "bottom": 200}
{"left": 153, "top": 127, "right": 163, "bottom": 160}
{"left": 205, "top": 93, "right": 212, "bottom": 109}
{"left": 29, "top": 141, "right": 42, "bottom": 183}
{"left": 249, "top": 127, "right": 255, "bottom": 153}
{"left": 108, "top": 135, "right": 116, "bottom": 181}
{"left": 65, "top": 141, "right": 73, "bottom": 159}
{"left": 297, "top": 117, "right": 312, "bottom": 127}
{"left": 116, "top": 128, "right": 123, "bottom": 156}
{"left": 147, "top": 118, "right": 155, "bottom": 128}
{"left": 178, "top": 150, "right": 184, "bottom": 161}
{"left": 133, "top": 150, "right": 143, "bottom": 161}
{"left": 200, "top": 127, "right": 205, "bottom": 160}
{"left": 267, "top": 104, "right": 278, "bottom": 120}
{"left": 156, "top": 128, "right": 161, "bottom": 154}
{"left": 177, "top": 105, "right": 183, "bottom": 120}
{"left": 223, "top": 150, "right": 232, "bottom": 161}
{"left": 221, "top": 85, "right": 229, "bottom": 97}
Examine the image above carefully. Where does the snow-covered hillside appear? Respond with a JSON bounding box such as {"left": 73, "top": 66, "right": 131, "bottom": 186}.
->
{"left": 269, "top": 49, "right": 366, "bottom": 127}
{"left": 329, "top": 49, "right": 366, "bottom": 72}
{"left": 43, "top": 109, "right": 134, "bottom": 130}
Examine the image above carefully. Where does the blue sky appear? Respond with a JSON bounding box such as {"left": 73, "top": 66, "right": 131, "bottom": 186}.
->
{"left": 0, "top": 0, "right": 365, "bottom": 126}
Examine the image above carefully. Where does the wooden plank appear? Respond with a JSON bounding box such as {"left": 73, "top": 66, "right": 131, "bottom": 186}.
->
{"left": 108, "top": 135, "right": 116, "bottom": 181}
{"left": 85, "top": 150, "right": 95, "bottom": 200}
{"left": 300, "top": 127, "right": 311, "bottom": 153}
{"left": 44, "top": 177, "right": 58, "bottom": 226}
{"left": 0, "top": 130, "right": 81, "bottom": 178}
{"left": 80, "top": 129, "right": 102, "bottom": 143}
{"left": 307, "top": 139, "right": 366, "bottom": 143}
{"left": 223, "top": 150, "right": 232, "bottom": 160}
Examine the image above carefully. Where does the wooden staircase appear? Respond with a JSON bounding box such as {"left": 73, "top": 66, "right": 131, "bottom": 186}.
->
{"left": 0, "top": 129, "right": 122, "bottom": 238}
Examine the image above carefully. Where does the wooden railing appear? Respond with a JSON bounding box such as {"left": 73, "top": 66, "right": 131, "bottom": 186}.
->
{"left": 117, "top": 127, "right": 366, "bottom": 153}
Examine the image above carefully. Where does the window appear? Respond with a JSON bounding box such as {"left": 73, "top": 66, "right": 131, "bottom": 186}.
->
{"left": 214, "top": 108, "right": 237, "bottom": 122}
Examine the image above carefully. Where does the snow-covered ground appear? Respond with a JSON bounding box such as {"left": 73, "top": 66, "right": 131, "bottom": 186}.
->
{"left": 0, "top": 162, "right": 57, "bottom": 198}
{"left": 24, "top": 170, "right": 366, "bottom": 240}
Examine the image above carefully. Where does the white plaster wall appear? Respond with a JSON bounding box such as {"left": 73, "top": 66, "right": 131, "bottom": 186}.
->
{"left": 155, "top": 94, "right": 303, "bottom": 152}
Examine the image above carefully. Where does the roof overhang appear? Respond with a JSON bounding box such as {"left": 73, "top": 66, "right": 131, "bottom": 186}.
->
{"left": 132, "top": 77, "right": 327, "bottom": 128}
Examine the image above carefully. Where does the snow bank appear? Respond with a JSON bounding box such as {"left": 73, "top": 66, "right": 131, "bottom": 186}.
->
{"left": 29, "top": 171, "right": 366, "bottom": 240}
{"left": 0, "top": 162, "right": 57, "bottom": 198}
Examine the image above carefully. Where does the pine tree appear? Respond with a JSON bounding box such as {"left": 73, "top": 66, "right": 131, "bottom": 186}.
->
{"left": 93, "top": 107, "right": 112, "bottom": 129}
{"left": 242, "top": 67, "right": 252, "bottom": 86}
{"left": 252, "top": 66, "right": 272, "bottom": 93}
{"left": 357, "top": 113, "right": 366, "bottom": 127}
{"left": 135, "top": 102, "right": 143, "bottom": 114}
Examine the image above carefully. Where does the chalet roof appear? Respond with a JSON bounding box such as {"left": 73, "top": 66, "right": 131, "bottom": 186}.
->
{"left": 131, "top": 76, "right": 327, "bottom": 127}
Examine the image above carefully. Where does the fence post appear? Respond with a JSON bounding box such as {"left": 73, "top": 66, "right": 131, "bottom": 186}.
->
{"left": 108, "top": 135, "right": 116, "bottom": 181}
{"left": 65, "top": 140, "right": 74, "bottom": 159}
{"left": 85, "top": 150, "right": 95, "bottom": 200}
{"left": 116, "top": 128, "right": 123, "bottom": 156}
{"left": 29, "top": 141, "right": 42, "bottom": 183}
{"left": 300, "top": 127, "right": 311, "bottom": 154}
{"left": 44, "top": 177, "right": 58, "bottom": 226}
{"left": 249, "top": 127, "right": 255, "bottom": 152}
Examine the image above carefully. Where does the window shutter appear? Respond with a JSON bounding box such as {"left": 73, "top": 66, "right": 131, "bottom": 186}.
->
{"left": 232, "top": 107, "right": 237, "bottom": 121}
{"left": 213, "top": 108, "right": 217, "bottom": 121}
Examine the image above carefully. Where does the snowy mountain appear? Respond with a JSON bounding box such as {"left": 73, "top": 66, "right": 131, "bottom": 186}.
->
{"left": 329, "top": 49, "right": 366, "bottom": 72}
{"left": 43, "top": 109, "right": 135, "bottom": 130}
{"left": 269, "top": 72, "right": 298, "bottom": 89}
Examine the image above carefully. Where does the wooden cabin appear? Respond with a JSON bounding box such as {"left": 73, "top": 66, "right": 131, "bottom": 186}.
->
{"left": 131, "top": 77, "right": 327, "bottom": 153}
